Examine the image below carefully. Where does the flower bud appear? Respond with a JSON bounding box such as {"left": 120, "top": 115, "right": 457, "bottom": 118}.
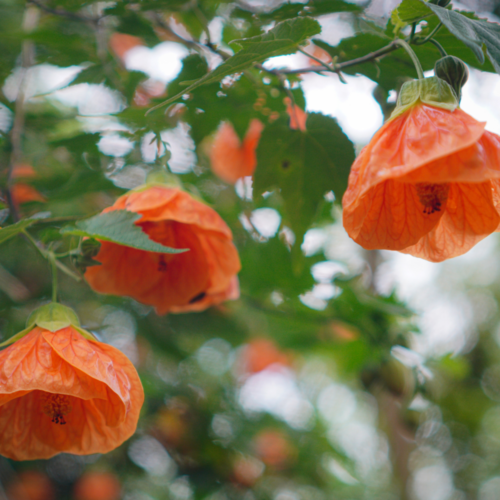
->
{"left": 434, "top": 56, "right": 469, "bottom": 102}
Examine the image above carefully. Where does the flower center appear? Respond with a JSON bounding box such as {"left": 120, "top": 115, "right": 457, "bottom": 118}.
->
{"left": 41, "top": 393, "right": 72, "bottom": 425}
{"left": 415, "top": 183, "right": 450, "bottom": 214}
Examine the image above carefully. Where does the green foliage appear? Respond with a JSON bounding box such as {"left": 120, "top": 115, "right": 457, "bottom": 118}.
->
{"left": 254, "top": 113, "right": 354, "bottom": 247}
{"left": 61, "top": 210, "right": 187, "bottom": 253}
{"left": 426, "top": 2, "right": 500, "bottom": 72}
{"left": 1, "top": 0, "right": 500, "bottom": 498}
{"left": 147, "top": 16, "right": 321, "bottom": 113}
{"left": 0, "top": 218, "right": 35, "bottom": 246}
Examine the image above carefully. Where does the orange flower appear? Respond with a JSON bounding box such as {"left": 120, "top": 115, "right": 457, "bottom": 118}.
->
{"left": 253, "top": 429, "right": 296, "bottom": 468}
{"left": 74, "top": 472, "right": 121, "bottom": 500}
{"left": 7, "top": 471, "right": 55, "bottom": 500}
{"left": 109, "top": 33, "right": 143, "bottom": 62}
{"left": 0, "top": 304, "right": 143, "bottom": 461}
{"left": 284, "top": 97, "right": 307, "bottom": 131}
{"left": 209, "top": 119, "right": 264, "bottom": 184}
{"left": 11, "top": 184, "right": 46, "bottom": 206}
{"left": 85, "top": 185, "right": 241, "bottom": 314}
{"left": 343, "top": 77, "right": 500, "bottom": 262}
{"left": 240, "top": 339, "right": 291, "bottom": 375}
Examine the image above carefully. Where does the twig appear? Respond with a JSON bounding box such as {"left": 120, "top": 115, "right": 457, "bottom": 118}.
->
{"left": 27, "top": 0, "right": 100, "bottom": 24}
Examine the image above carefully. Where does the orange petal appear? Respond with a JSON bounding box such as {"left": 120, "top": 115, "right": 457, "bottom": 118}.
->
{"left": 343, "top": 179, "right": 443, "bottom": 250}
{"left": 284, "top": 97, "right": 307, "bottom": 131}
{"left": 398, "top": 129, "right": 500, "bottom": 183}
{"left": 401, "top": 181, "right": 500, "bottom": 262}
{"left": 124, "top": 187, "right": 233, "bottom": 238}
{"left": 109, "top": 33, "right": 144, "bottom": 61}
{"left": 209, "top": 120, "right": 263, "bottom": 184}
{"left": 342, "top": 104, "right": 486, "bottom": 211}
{"left": 11, "top": 184, "right": 46, "bottom": 205}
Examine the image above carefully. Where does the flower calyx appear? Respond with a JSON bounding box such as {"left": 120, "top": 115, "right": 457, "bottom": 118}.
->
{"left": 390, "top": 76, "right": 458, "bottom": 120}
{"left": 144, "top": 168, "right": 183, "bottom": 189}
{"left": 434, "top": 56, "right": 469, "bottom": 102}
{"left": 0, "top": 303, "right": 96, "bottom": 348}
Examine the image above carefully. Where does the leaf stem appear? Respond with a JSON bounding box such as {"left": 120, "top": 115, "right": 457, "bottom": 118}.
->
{"left": 393, "top": 39, "right": 424, "bottom": 79}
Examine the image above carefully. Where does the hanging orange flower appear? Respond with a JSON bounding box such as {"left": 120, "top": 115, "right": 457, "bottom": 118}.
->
{"left": 0, "top": 304, "right": 144, "bottom": 461}
{"left": 343, "top": 77, "right": 500, "bottom": 262}
{"left": 209, "top": 119, "right": 264, "bottom": 184}
{"left": 84, "top": 185, "right": 241, "bottom": 314}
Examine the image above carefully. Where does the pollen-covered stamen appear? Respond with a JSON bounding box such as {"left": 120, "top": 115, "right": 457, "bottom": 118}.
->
{"left": 415, "top": 183, "right": 450, "bottom": 214}
{"left": 41, "top": 393, "right": 72, "bottom": 425}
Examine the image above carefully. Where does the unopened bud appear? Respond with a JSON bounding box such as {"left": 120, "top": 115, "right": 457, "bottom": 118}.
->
{"left": 435, "top": 56, "right": 469, "bottom": 102}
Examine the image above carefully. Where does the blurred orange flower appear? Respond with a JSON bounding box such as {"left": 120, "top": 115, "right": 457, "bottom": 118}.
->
{"left": 240, "top": 338, "right": 291, "bottom": 375}
{"left": 74, "top": 472, "right": 121, "bottom": 500}
{"left": 284, "top": 97, "right": 307, "bottom": 131}
{"left": 0, "top": 325, "right": 143, "bottom": 460}
{"left": 7, "top": 471, "right": 55, "bottom": 500}
{"left": 253, "top": 429, "right": 296, "bottom": 468}
{"left": 343, "top": 77, "right": 500, "bottom": 262}
{"left": 85, "top": 185, "right": 241, "bottom": 314}
{"left": 10, "top": 164, "right": 46, "bottom": 207}
{"left": 109, "top": 32, "right": 143, "bottom": 61}
{"left": 209, "top": 119, "right": 264, "bottom": 184}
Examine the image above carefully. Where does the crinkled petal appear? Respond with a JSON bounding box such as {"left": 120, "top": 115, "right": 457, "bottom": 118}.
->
{"left": 398, "top": 130, "right": 500, "bottom": 184}
{"left": 343, "top": 105, "right": 486, "bottom": 210}
{"left": 401, "top": 182, "right": 500, "bottom": 262}
{"left": 0, "top": 327, "right": 143, "bottom": 460}
{"left": 343, "top": 179, "right": 443, "bottom": 250}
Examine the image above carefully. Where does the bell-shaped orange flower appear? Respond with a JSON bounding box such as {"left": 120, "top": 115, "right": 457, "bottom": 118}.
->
{"left": 85, "top": 185, "right": 241, "bottom": 314}
{"left": 343, "top": 77, "right": 500, "bottom": 262}
{"left": 209, "top": 119, "right": 264, "bottom": 184}
{"left": 0, "top": 303, "right": 144, "bottom": 461}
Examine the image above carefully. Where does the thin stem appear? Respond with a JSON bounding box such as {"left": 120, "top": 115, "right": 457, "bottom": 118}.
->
{"left": 393, "top": 38, "right": 424, "bottom": 79}
{"left": 428, "top": 38, "right": 447, "bottom": 57}
{"left": 298, "top": 47, "right": 333, "bottom": 72}
{"left": 22, "top": 229, "right": 47, "bottom": 259}
{"left": 415, "top": 22, "right": 443, "bottom": 45}
{"left": 49, "top": 253, "right": 58, "bottom": 302}
{"left": 410, "top": 22, "right": 417, "bottom": 42}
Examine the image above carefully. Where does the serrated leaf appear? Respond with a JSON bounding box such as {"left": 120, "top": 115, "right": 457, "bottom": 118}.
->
{"left": 61, "top": 210, "right": 187, "bottom": 254}
{"left": 146, "top": 17, "right": 321, "bottom": 114}
{"left": 425, "top": 3, "right": 500, "bottom": 71}
{"left": 0, "top": 219, "right": 36, "bottom": 246}
{"left": 253, "top": 113, "right": 354, "bottom": 246}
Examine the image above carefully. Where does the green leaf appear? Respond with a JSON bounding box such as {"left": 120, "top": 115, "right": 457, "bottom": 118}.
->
{"left": 394, "top": 0, "right": 432, "bottom": 24}
{"left": 146, "top": 16, "right": 321, "bottom": 114}
{"left": 0, "top": 219, "right": 36, "bottom": 246}
{"left": 425, "top": 3, "right": 500, "bottom": 71}
{"left": 61, "top": 210, "right": 187, "bottom": 254}
{"left": 253, "top": 113, "right": 355, "bottom": 246}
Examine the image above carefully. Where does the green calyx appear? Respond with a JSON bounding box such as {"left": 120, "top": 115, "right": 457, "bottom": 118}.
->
{"left": 390, "top": 77, "right": 458, "bottom": 120}
{"left": 26, "top": 302, "right": 81, "bottom": 332}
{"left": 144, "top": 169, "right": 183, "bottom": 189}
{"left": 0, "top": 303, "right": 96, "bottom": 348}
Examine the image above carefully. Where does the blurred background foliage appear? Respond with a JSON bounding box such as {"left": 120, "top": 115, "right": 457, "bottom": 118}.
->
{"left": 3, "top": 0, "right": 500, "bottom": 499}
